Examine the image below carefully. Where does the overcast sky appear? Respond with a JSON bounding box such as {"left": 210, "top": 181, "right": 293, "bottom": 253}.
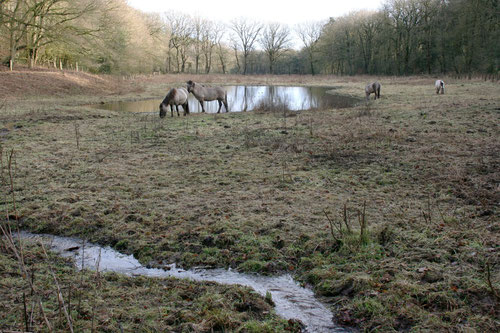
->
{"left": 127, "top": 0, "right": 384, "bottom": 25}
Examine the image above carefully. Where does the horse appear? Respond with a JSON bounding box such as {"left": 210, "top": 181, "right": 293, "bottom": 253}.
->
{"left": 365, "top": 82, "right": 381, "bottom": 100}
{"left": 186, "top": 80, "right": 228, "bottom": 113}
{"left": 159, "top": 87, "right": 189, "bottom": 118}
{"left": 435, "top": 80, "right": 445, "bottom": 94}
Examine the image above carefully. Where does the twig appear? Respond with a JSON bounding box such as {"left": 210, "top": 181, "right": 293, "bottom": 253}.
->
{"left": 486, "top": 262, "right": 500, "bottom": 302}
{"left": 39, "top": 300, "right": 53, "bottom": 333}
{"left": 77, "top": 239, "right": 86, "bottom": 314}
{"left": 323, "top": 209, "right": 340, "bottom": 242}
{"left": 343, "top": 203, "right": 351, "bottom": 233}
{"left": 359, "top": 201, "right": 368, "bottom": 244}
{"left": 74, "top": 123, "right": 80, "bottom": 149}
{"left": 41, "top": 243, "right": 74, "bottom": 333}
{"left": 23, "top": 292, "right": 29, "bottom": 332}
{"left": 68, "top": 283, "right": 72, "bottom": 319}
{"left": 1, "top": 149, "right": 52, "bottom": 332}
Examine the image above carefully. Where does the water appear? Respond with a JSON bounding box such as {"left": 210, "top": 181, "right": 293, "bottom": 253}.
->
{"left": 89, "top": 86, "right": 358, "bottom": 114}
{"left": 18, "top": 231, "right": 348, "bottom": 333}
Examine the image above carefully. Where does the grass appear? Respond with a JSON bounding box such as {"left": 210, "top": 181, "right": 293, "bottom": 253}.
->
{"left": 0, "top": 242, "right": 290, "bottom": 332}
{"left": 1, "top": 69, "right": 499, "bottom": 332}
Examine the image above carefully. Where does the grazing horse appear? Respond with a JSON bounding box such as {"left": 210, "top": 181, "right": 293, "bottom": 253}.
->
{"left": 159, "top": 87, "right": 189, "bottom": 118}
{"left": 365, "top": 82, "right": 381, "bottom": 100}
{"left": 186, "top": 80, "right": 228, "bottom": 113}
{"left": 435, "top": 80, "right": 445, "bottom": 94}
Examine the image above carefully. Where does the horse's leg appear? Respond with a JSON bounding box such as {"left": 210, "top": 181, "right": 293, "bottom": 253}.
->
{"left": 175, "top": 105, "right": 180, "bottom": 116}
{"left": 217, "top": 100, "right": 222, "bottom": 113}
{"left": 183, "top": 102, "right": 189, "bottom": 116}
{"left": 170, "top": 105, "right": 173, "bottom": 117}
{"left": 199, "top": 100, "right": 205, "bottom": 113}
{"left": 223, "top": 98, "right": 229, "bottom": 112}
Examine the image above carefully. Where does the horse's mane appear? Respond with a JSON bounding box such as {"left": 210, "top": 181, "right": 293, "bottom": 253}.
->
{"left": 188, "top": 80, "right": 205, "bottom": 88}
{"left": 162, "top": 88, "right": 177, "bottom": 104}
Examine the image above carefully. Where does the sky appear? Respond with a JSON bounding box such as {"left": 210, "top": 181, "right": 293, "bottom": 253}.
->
{"left": 127, "top": 0, "right": 384, "bottom": 25}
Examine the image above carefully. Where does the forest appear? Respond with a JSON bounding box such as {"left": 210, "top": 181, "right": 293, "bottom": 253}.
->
{"left": 1, "top": 0, "right": 498, "bottom": 76}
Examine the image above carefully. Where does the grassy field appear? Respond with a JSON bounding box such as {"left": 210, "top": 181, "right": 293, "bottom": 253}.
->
{"left": 1, "top": 68, "right": 499, "bottom": 332}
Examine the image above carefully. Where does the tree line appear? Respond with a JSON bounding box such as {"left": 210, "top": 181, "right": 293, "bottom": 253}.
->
{"left": 1, "top": 0, "right": 498, "bottom": 76}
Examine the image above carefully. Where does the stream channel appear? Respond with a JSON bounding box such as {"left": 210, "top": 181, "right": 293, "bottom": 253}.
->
{"left": 18, "top": 231, "right": 349, "bottom": 333}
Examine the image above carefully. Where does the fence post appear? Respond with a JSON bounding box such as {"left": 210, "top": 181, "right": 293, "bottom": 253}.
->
{"left": 76, "top": 62, "right": 79, "bottom": 72}
{"left": 9, "top": 59, "right": 13, "bottom": 71}
{"left": 59, "top": 59, "right": 63, "bottom": 71}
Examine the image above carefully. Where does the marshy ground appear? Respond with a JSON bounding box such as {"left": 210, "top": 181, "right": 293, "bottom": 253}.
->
{"left": 1, "top": 68, "right": 499, "bottom": 332}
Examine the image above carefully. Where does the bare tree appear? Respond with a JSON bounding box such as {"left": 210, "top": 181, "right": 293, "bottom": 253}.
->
{"left": 384, "top": 0, "right": 423, "bottom": 74}
{"left": 201, "top": 20, "right": 224, "bottom": 74}
{"left": 230, "top": 17, "right": 262, "bottom": 74}
{"left": 165, "top": 12, "right": 192, "bottom": 73}
{"left": 2, "top": 0, "right": 98, "bottom": 69}
{"left": 4, "top": 0, "right": 28, "bottom": 69}
{"left": 26, "top": 0, "right": 98, "bottom": 68}
{"left": 356, "top": 12, "right": 381, "bottom": 74}
{"left": 213, "top": 22, "right": 227, "bottom": 74}
{"left": 191, "top": 16, "right": 204, "bottom": 74}
{"left": 0, "top": 0, "right": 9, "bottom": 25}
{"left": 296, "top": 21, "right": 323, "bottom": 75}
{"left": 230, "top": 35, "right": 240, "bottom": 74}
{"left": 260, "top": 22, "right": 291, "bottom": 74}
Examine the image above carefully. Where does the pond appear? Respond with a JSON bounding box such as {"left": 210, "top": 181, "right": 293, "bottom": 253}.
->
{"left": 18, "top": 231, "right": 349, "bottom": 333}
{"left": 89, "top": 85, "right": 358, "bottom": 114}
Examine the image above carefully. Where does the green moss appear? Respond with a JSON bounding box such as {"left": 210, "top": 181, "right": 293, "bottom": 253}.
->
{"left": 238, "top": 260, "right": 267, "bottom": 273}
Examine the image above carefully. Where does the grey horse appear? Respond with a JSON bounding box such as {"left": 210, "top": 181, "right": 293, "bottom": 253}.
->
{"left": 186, "top": 80, "right": 228, "bottom": 113}
{"left": 365, "top": 82, "right": 381, "bottom": 100}
{"left": 435, "top": 80, "right": 445, "bottom": 94}
{"left": 159, "top": 87, "right": 189, "bottom": 118}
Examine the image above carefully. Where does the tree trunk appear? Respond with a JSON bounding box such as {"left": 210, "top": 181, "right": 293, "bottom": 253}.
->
{"left": 308, "top": 50, "right": 315, "bottom": 75}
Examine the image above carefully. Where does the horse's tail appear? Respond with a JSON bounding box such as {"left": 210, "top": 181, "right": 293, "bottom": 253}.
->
{"left": 224, "top": 90, "right": 228, "bottom": 111}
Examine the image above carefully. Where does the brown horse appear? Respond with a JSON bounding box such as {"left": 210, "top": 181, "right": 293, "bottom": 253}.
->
{"left": 365, "top": 82, "right": 381, "bottom": 100}
{"left": 159, "top": 87, "right": 189, "bottom": 118}
{"left": 186, "top": 80, "right": 228, "bottom": 113}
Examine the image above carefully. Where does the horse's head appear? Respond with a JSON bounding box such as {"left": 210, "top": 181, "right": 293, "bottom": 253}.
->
{"left": 159, "top": 103, "right": 167, "bottom": 118}
{"left": 186, "top": 80, "right": 195, "bottom": 93}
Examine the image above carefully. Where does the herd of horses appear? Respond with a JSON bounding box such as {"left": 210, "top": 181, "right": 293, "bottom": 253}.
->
{"left": 364, "top": 79, "right": 445, "bottom": 100}
{"left": 159, "top": 79, "right": 446, "bottom": 118}
{"left": 159, "top": 80, "right": 228, "bottom": 118}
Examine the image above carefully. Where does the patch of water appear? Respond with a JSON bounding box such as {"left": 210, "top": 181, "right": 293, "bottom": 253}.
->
{"left": 18, "top": 231, "right": 348, "bottom": 333}
{"left": 89, "top": 85, "right": 358, "bottom": 114}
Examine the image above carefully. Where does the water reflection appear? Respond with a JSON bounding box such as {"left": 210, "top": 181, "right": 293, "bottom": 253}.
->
{"left": 89, "top": 86, "right": 358, "bottom": 114}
